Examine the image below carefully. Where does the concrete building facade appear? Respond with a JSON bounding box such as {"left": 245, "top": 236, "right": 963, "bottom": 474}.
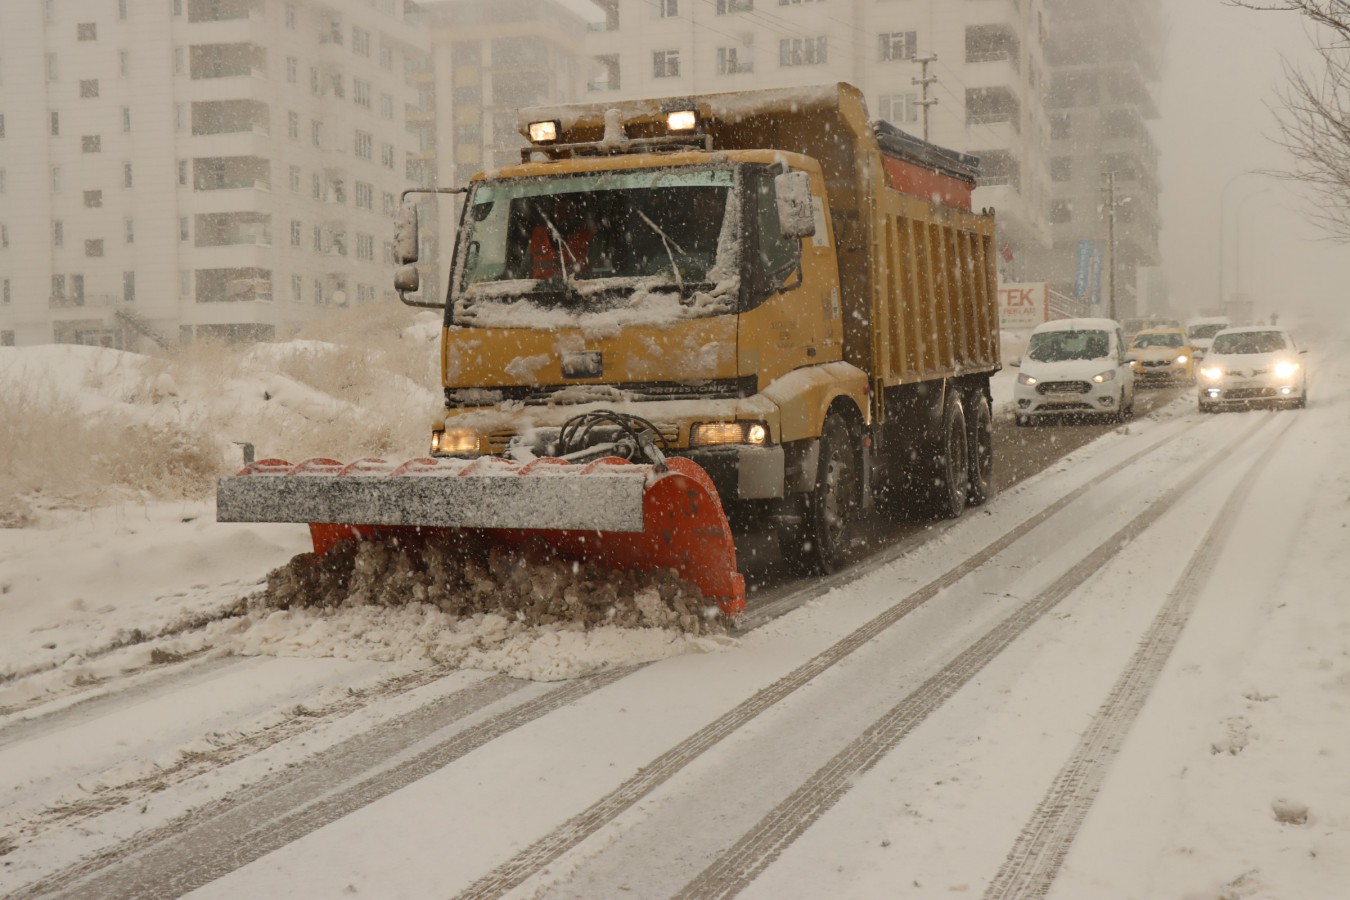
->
{"left": 0, "top": 0, "right": 430, "bottom": 348}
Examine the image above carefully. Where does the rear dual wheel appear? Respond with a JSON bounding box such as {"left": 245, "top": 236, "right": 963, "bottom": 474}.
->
{"left": 966, "top": 392, "right": 994, "bottom": 506}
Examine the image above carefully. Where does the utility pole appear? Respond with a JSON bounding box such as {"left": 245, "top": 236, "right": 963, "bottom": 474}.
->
{"left": 912, "top": 55, "right": 938, "bottom": 142}
{"left": 1103, "top": 171, "right": 1117, "bottom": 321}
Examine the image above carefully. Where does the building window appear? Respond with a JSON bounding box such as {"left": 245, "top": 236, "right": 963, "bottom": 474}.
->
{"left": 312, "top": 120, "right": 322, "bottom": 147}
{"left": 312, "top": 173, "right": 322, "bottom": 199}
{"left": 85, "top": 239, "right": 104, "bottom": 257}
{"left": 124, "top": 272, "right": 136, "bottom": 301}
{"left": 354, "top": 79, "right": 371, "bottom": 109}
{"left": 77, "top": 23, "right": 97, "bottom": 41}
{"left": 780, "top": 36, "right": 826, "bottom": 66}
{"left": 380, "top": 46, "right": 393, "bottom": 70}
{"left": 1050, "top": 112, "right": 1071, "bottom": 140}
{"left": 180, "top": 217, "right": 189, "bottom": 241}
{"left": 1049, "top": 199, "right": 1073, "bottom": 223}
{"left": 879, "top": 31, "right": 917, "bottom": 62}
{"left": 52, "top": 167, "right": 61, "bottom": 192}
{"left": 659, "top": 0, "right": 678, "bottom": 17}
{"left": 82, "top": 135, "right": 101, "bottom": 153}
{"left": 120, "top": 50, "right": 130, "bottom": 77}
{"left": 1050, "top": 156, "right": 1072, "bottom": 182}
{"left": 119, "top": 0, "right": 128, "bottom": 19}
{"left": 717, "top": 47, "right": 752, "bottom": 74}
{"left": 716, "top": 0, "right": 753, "bottom": 12}
{"left": 54, "top": 220, "right": 63, "bottom": 246}
{"left": 331, "top": 74, "right": 344, "bottom": 98}
{"left": 290, "top": 220, "right": 302, "bottom": 246}
{"left": 51, "top": 112, "right": 60, "bottom": 135}
{"left": 314, "top": 280, "right": 323, "bottom": 304}
{"left": 653, "top": 50, "right": 680, "bottom": 78}
{"left": 286, "top": 5, "right": 296, "bottom": 29}
{"left": 353, "top": 27, "right": 371, "bottom": 56}
{"left": 122, "top": 106, "right": 131, "bottom": 132}
{"left": 178, "top": 160, "right": 188, "bottom": 185}
{"left": 878, "top": 93, "right": 919, "bottom": 124}
{"left": 0, "top": 115, "right": 5, "bottom": 138}
{"left": 124, "top": 162, "right": 133, "bottom": 187}
{"left": 80, "top": 79, "right": 99, "bottom": 98}
{"left": 291, "top": 274, "right": 302, "bottom": 301}
{"left": 125, "top": 217, "right": 134, "bottom": 243}
{"left": 356, "top": 233, "right": 374, "bottom": 260}
{"left": 288, "top": 111, "right": 299, "bottom": 139}
{"left": 313, "top": 226, "right": 322, "bottom": 251}
{"left": 355, "top": 130, "right": 372, "bottom": 158}
{"left": 310, "top": 67, "right": 320, "bottom": 94}
{"left": 380, "top": 94, "right": 394, "bottom": 119}
{"left": 47, "top": 54, "right": 58, "bottom": 82}
{"left": 289, "top": 166, "right": 301, "bottom": 192}
{"left": 381, "top": 144, "right": 394, "bottom": 169}
{"left": 286, "top": 57, "right": 297, "bottom": 83}
{"left": 84, "top": 190, "right": 103, "bottom": 208}
{"left": 355, "top": 181, "right": 373, "bottom": 209}
{"left": 52, "top": 275, "right": 66, "bottom": 299}
{"left": 1, "top": 225, "right": 7, "bottom": 249}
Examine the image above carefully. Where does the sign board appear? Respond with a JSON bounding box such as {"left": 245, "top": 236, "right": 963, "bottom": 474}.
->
{"left": 1073, "top": 240, "right": 1093, "bottom": 299}
{"left": 998, "top": 282, "right": 1049, "bottom": 331}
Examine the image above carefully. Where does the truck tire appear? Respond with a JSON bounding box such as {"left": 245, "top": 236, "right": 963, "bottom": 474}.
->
{"left": 780, "top": 412, "right": 858, "bottom": 575}
{"left": 966, "top": 392, "right": 994, "bottom": 506}
{"left": 922, "top": 395, "right": 970, "bottom": 519}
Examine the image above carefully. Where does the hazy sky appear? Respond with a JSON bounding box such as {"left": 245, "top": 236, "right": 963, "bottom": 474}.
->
{"left": 1160, "top": 0, "right": 1350, "bottom": 326}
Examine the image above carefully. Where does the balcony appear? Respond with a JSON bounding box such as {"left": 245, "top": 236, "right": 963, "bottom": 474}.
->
{"left": 190, "top": 43, "right": 267, "bottom": 80}
{"left": 192, "top": 99, "right": 269, "bottom": 136}
{"left": 195, "top": 267, "right": 273, "bottom": 303}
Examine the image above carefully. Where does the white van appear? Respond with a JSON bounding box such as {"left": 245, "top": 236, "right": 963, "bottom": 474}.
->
{"left": 1013, "top": 318, "right": 1136, "bottom": 425}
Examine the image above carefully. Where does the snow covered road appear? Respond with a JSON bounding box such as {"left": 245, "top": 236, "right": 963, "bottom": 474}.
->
{"left": 2, "top": 342, "right": 1348, "bottom": 899}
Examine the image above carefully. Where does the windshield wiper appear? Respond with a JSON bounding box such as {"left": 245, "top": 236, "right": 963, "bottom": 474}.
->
{"left": 535, "top": 210, "right": 585, "bottom": 303}
{"left": 635, "top": 210, "right": 685, "bottom": 291}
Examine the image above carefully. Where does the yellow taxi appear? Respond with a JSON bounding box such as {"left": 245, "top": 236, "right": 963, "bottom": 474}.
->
{"left": 1126, "top": 327, "right": 1197, "bottom": 385}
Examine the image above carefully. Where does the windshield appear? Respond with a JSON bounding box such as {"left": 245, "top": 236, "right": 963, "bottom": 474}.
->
{"left": 1131, "top": 333, "right": 1183, "bottom": 349}
{"left": 1187, "top": 323, "right": 1227, "bottom": 340}
{"left": 1026, "top": 330, "right": 1111, "bottom": 362}
{"left": 1211, "top": 331, "right": 1290, "bottom": 354}
{"left": 453, "top": 167, "right": 737, "bottom": 317}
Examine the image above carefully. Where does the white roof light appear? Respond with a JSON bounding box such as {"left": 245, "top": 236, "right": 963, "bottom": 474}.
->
{"left": 666, "top": 109, "right": 697, "bottom": 132}
{"left": 528, "top": 120, "right": 559, "bottom": 143}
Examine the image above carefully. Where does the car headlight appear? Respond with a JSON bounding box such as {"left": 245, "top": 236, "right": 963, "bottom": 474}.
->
{"left": 1175, "top": 354, "right": 1189, "bottom": 364}
{"left": 1091, "top": 369, "right": 1117, "bottom": 384}
{"left": 1017, "top": 373, "right": 1038, "bottom": 386}
{"left": 431, "top": 427, "right": 479, "bottom": 454}
{"left": 1274, "top": 361, "right": 1300, "bottom": 379}
{"left": 1200, "top": 366, "right": 1223, "bottom": 381}
{"left": 690, "top": 421, "right": 770, "bottom": 447}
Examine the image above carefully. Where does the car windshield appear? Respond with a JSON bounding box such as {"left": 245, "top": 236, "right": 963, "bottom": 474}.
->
{"left": 454, "top": 167, "right": 736, "bottom": 302}
{"left": 1187, "top": 323, "right": 1227, "bottom": 340}
{"left": 1211, "top": 331, "right": 1290, "bottom": 354}
{"left": 1131, "top": 333, "right": 1183, "bottom": 349}
{"left": 1026, "top": 329, "right": 1111, "bottom": 362}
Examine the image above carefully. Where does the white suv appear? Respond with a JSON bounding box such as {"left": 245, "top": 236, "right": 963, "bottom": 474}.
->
{"left": 1013, "top": 318, "right": 1136, "bottom": 425}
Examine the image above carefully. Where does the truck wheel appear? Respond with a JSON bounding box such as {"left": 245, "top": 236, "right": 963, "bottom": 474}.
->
{"left": 926, "top": 395, "right": 969, "bottom": 519}
{"left": 966, "top": 393, "right": 994, "bottom": 506}
{"left": 782, "top": 412, "right": 858, "bottom": 575}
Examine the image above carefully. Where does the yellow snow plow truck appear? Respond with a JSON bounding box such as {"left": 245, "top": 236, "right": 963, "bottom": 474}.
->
{"left": 217, "top": 83, "right": 1000, "bottom": 618}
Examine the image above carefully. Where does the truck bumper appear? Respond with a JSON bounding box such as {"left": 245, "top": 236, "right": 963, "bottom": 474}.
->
{"left": 684, "top": 445, "right": 786, "bottom": 500}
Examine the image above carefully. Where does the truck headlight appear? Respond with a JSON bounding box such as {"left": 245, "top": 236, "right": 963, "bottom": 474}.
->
{"left": 1274, "top": 361, "right": 1300, "bottom": 379}
{"left": 431, "top": 427, "right": 479, "bottom": 454}
{"left": 1091, "top": 369, "right": 1116, "bottom": 384}
{"left": 690, "top": 421, "right": 769, "bottom": 447}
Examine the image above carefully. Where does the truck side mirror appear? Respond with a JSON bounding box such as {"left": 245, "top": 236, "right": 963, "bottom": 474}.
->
{"left": 394, "top": 264, "right": 420, "bottom": 294}
{"left": 774, "top": 171, "right": 816, "bottom": 240}
{"left": 395, "top": 204, "right": 419, "bottom": 264}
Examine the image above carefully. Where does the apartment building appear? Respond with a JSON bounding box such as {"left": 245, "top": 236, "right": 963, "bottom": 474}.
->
{"left": 422, "top": 0, "right": 587, "bottom": 189}
{"left": 1037, "top": 0, "right": 1162, "bottom": 317}
{"left": 0, "top": 0, "right": 430, "bottom": 348}
{"left": 580, "top": 0, "right": 1054, "bottom": 276}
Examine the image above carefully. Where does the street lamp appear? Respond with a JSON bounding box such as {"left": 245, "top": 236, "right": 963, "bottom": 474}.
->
{"left": 1218, "top": 171, "right": 1266, "bottom": 309}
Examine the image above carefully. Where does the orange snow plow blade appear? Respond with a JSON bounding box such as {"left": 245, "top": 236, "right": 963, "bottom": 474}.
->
{"left": 216, "top": 455, "right": 745, "bottom": 615}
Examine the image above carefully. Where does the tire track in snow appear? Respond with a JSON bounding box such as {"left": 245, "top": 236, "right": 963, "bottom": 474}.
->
{"left": 13, "top": 670, "right": 623, "bottom": 900}
{"left": 983, "top": 414, "right": 1298, "bottom": 900}
{"left": 453, "top": 415, "right": 1226, "bottom": 900}
{"left": 672, "top": 413, "right": 1280, "bottom": 900}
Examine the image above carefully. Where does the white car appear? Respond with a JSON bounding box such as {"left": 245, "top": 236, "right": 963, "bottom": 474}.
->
{"left": 1184, "top": 316, "right": 1231, "bottom": 361}
{"left": 1198, "top": 326, "right": 1308, "bottom": 412}
{"left": 1013, "top": 318, "right": 1136, "bottom": 425}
